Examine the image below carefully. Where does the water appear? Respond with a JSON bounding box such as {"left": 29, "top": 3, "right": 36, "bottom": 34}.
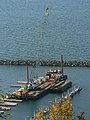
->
{"left": 0, "top": 0, "right": 90, "bottom": 120}
{"left": 0, "top": 65, "right": 90, "bottom": 120}
{"left": 0, "top": 0, "right": 90, "bottom": 60}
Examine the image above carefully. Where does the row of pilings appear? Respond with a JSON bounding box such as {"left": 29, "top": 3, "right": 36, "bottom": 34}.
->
{"left": 0, "top": 60, "right": 90, "bottom": 67}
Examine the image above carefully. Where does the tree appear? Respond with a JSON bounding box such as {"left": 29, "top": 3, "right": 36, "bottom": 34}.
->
{"left": 33, "top": 96, "right": 86, "bottom": 120}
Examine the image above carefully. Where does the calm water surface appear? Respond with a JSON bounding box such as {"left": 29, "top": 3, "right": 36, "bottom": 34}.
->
{"left": 0, "top": 0, "right": 90, "bottom": 60}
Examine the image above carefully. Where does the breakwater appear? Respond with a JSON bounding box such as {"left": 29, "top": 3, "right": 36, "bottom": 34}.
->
{"left": 0, "top": 60, "right": 90, "bottom": 67}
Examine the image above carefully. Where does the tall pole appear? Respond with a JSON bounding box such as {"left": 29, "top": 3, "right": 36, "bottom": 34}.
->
{"left": 61, "top": 55, "right": 64, "bottom": 76}
{"left": 26, "top": 64, "right": 29, "bottom": 84}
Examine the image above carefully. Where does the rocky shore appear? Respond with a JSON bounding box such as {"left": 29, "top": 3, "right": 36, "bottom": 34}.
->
{"left": 0, "top": 60, "right": 90, "bottom": 67}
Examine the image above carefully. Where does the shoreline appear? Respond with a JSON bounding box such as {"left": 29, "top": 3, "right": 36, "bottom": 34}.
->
{"left": 0, "top": 60, "right": 90, "bottom": 67}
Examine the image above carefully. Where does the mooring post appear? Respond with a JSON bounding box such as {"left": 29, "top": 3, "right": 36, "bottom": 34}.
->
{"left": 61, "top": 55, "right": 64, "bottom": 76}
{"left": 26, "top": 64, "right": 29, "bottom": 84}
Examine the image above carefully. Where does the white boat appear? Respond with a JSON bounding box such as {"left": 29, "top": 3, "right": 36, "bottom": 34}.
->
{"left": 0, "top": 106, "right": 11, "bottom": 110}
{"left": 45, "top": 8, "right": 49, "bottom": 16}
{"left": 4, "top": 98, "right": 23, "bottom": 102}
{"left": 0, "top": 101, "right": 18, "bottom": 106}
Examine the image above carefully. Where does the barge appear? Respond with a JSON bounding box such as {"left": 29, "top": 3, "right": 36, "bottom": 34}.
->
{"left": 50, "top": 80, "right": 72, "bottom": 93}
{"left": 10, "top": 79, "right": 72, "bottom": 100}
{"left": 8, "top": 56, "right": 72, "bottom": 100}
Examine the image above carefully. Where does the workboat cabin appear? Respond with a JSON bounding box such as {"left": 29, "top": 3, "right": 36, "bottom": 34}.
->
{"left": 46, "top": 69, "right": 68, "bottom": 81}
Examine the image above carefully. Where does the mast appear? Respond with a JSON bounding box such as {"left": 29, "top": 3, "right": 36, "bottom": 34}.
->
{"left": 61, "top": 55, "right": 64, "bottom": 76}
{"left": 26, "top": 64, "right": 29, "bottom": 84}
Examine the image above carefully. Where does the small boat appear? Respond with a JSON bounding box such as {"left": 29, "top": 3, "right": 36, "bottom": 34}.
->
{"left": 0, "top": 101, "right": 18, "bottom": 106}
{"left": 10, "top": 84, "right": 24, "bottom": 87}
{"left": 4, "top": 98, "right": 23, "bottom": 102}
{"left": 0, "top": 106, "right": 11, "bottom": 110}
{"left": 46, "top": 56, "right": 68, "bottom": 81}
{"left": 45, "top": 7, "right": 49, "bottom": 16}
{"left": 69, "top": 86, "right": 82, "bottom": 97}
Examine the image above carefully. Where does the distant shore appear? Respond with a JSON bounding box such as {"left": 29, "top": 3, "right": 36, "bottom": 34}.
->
{"left": 0, "top": 60, "right": 90, "bottom": 67}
